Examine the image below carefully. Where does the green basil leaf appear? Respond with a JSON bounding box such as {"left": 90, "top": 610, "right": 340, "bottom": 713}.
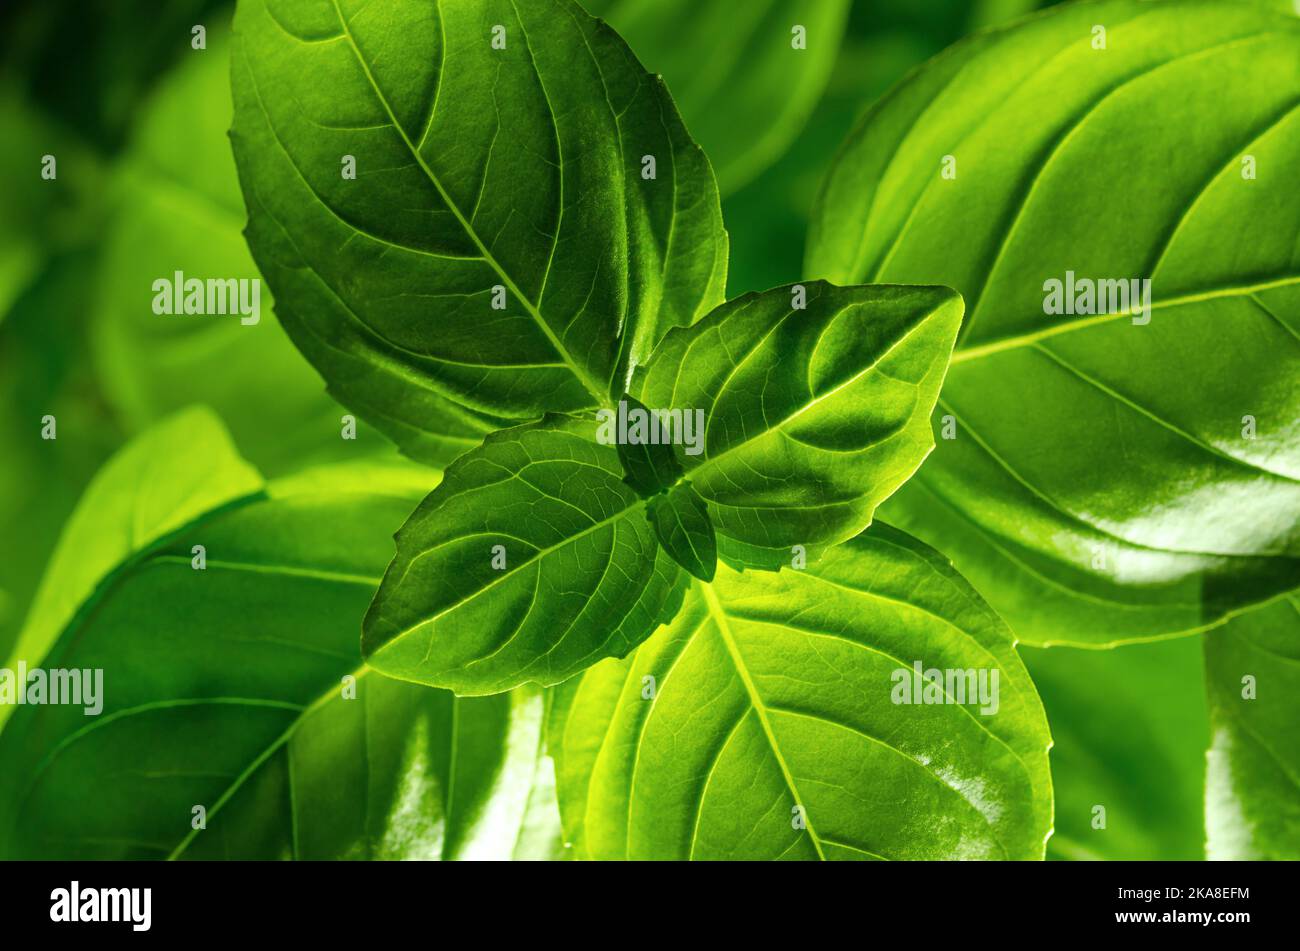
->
{"left": 647, "top": 482, "right": 716, "bottom": 582}
{"left": 549, "top": 523, "right": 1052, "bottom": 860}
{"left": 0, "top": 414, "right": 560, "bottom": 859}
{"left": 1, "top": 406, "right": 262, "bottom": 699}
{"left": 1024, "top": 638, "right": 1209, "bottom": 860}
{"left": 363, "top": 414, "right": 688, "bottom": 695}
{"left": 580, "top": 0, "right": 852, "bottom": 195}
{"left": 634, "top": 281, "right": 963, "bottom": 569}
{"left": 1204, "top": 593, "right": 1300, "bottom": 859}
{"left": 808, "top": 0, "right": 1300, "bottom": 645}
{"left": 230, "top": 0, "right": 728, "bottom": 458}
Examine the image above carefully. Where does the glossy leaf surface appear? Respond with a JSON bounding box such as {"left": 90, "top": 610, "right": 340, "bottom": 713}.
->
{"left": 809, "top": 0, "right": 1300, "bottom": 644}
{"left": 0, "top": 410, "right": 558, "bottom": 859}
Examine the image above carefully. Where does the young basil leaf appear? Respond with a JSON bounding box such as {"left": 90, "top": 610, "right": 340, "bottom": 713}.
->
{"left": 0, "top": 245, "right": 134, "bottom": 661}
{"left": 808, "top": 0, "right": 1300, "bottom": 645}
{"left": 548, "top": 523, "right": 1053, "bottom": 860}
{"left": 229, "top": 0, "right": 728, "bottom": 460}
{"left": 647, "top": 482, "right": 716, "bottom": 582}
{"left": 0, "top": 415, "right": 559, "bottom": 860}
{"left": 1024, "top": 638, "right": 1209, "bottom": 860}
{"left": 362, "top": 414, "right": 688, "bottom": 695}
{"left": 1204, "top": 594, "right": 1300, "bottom": 859}
{"left": 633, "top": 281, "right": 963, "bottom": 569}
{"left": 580, "top": 0, "right": 852, "bottom": 195}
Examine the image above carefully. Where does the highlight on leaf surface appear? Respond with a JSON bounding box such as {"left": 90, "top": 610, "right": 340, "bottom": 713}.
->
{"left": 1204, "top": 593, "right": 1300, "bottom": 860}
{"left": 808, "top": 0, "right": 1300, "bottom": 646}
{"left": 0, "top": 408, "right": 560, "bottom": 860}
{"left": 548, "top": 523, "right": 1053, "bottom": 860}
{"left": 229, "top": 0, "right": 728, "bottom": 462}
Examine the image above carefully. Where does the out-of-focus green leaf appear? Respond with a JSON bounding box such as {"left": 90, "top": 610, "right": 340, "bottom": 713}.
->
{"left": 581, "top": 0, "right": 852, "bottom": 195}
{"left": 0, "top": 410, "right": 561, "bottom": 859}
{"left": 1204, "top": 594, "right": 1300, "bottom": 859}
{"left": 550, "top": 524, "right": 1053, "bottom": 860}
{"left": 0, "top": 89, "right": 105, "bottom": 319}
{"left": 1024, "top": 638, "right": 1209, "bottom": 860}
{"left": 0, "top": 253, "right": 122, "bottom": 661}
{"left": 93, "top": 28, "right": 381, "bottom": 475}
{"left": 1, "top": 407, "right": 261, "bottom": 700}
{"left": 723, "top": 0, "right": 1044, "bottom": 296}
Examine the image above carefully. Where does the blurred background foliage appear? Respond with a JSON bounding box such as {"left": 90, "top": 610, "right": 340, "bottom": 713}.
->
{"left": 4, "top": 0, "right": 1290, "bottom": 859}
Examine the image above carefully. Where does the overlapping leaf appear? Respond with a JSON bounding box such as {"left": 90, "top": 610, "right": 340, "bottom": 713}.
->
{"left": 230, "top": 0, "right": 728, "bottom": 460}
{"left": 1024, "top": 638, "right": 1209, "bottom": 860}
{"left": 0, "top": 409, "right": 559, "bottom": 860}
{"left": 808, "top": 0, "right": 1300, "bottom": 645}
{"left": 549, "top": 524, "right": 1053, "bottom": 860}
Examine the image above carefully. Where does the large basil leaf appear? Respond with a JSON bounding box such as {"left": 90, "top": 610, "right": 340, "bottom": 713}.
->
{"left": 230, "top": 0, "right": 728, "bottom": 460}
{"left": 1, "top": 406, "right": 261, "bottom": 696}
{"left": 808, "top": 0, "right": 1300, "bottom": 645}
{"left": 580, "top": 0, "right": 852, "bottom": 195}
{"left": 92, "top": 28, "right": 407, "bottom": 474}
{"left": 0, "top": 409, "right": 560, "bottom": 859}
{"left": 1024, "top": 638, "right": 1209, "bottom": 860}
{"left": 1204, "top": 593, "right": 1300, "bottom": 859}
{"left": 634, "top": 282, "right": 963, "bottom": 569}
{"left": 549, "top": 524, "right": 1052, "bottom": 860}
{"left": 363, "top": 415, "right": 688, "bottom": 695}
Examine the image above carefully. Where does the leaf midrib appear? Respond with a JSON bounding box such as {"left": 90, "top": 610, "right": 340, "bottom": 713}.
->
{"left": 324, "top": 0, "right": 608, "bottom": 404}
{"left": 699, "top": 581, "right": 828, "bottom": 861}
{"left": 951, "top": 272, "right": 1300, "bottom": 364}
